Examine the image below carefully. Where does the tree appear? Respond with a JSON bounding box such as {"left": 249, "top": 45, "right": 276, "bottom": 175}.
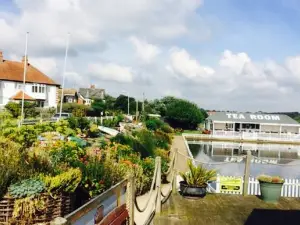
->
{"left": 164, "top": 98, "right": 204, "bottom": 129}
{"left": 114, "top": 95, "right": 136, "bottom": 114}
{"left": 104, "top": 94, "right": 116, "bottom": 111}
{"left": 5, "top": 102, "right": 38, "bottom": 118}
{"left": 91, "top": 99, "right": 106, "bottom": 115}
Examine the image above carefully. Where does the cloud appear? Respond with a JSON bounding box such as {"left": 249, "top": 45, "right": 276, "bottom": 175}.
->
{"left": 129, "top": 36, "right": 161, "bottom": 64}
{"left": 166, "top": 47, "right": 215, "bottom": 80}
{"left": 88, "top": 62, "right": 134, "bottom": 83}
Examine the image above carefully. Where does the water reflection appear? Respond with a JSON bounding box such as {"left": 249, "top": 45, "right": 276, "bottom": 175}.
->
{"left": 188, "top": 141, "right": 300, "bottom": 179}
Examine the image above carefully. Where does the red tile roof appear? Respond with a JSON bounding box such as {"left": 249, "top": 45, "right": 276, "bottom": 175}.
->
{"left": 10, "top": 91, "right": 35, "bottom": 101}
{"left": 0, "top": 57, "right": 59, "bottom": 86}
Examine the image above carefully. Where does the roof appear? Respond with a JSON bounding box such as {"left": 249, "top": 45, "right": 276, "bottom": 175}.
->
{"left": 78, "top": 88, "right": 105, "bottom": 99}
{"left": 58, "top": 88, "right": 76, "bottom": 96}
{"left": 206, "top": 112, "right": 300, "bottom": 125}
{"left": 10, "top": 91, "right": 35, "bottom": 101}
{"left": 0, "top": 59, "right": 59, "bottom": 86}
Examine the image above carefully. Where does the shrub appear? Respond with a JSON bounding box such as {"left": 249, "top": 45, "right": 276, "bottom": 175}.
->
{"left": 0, "top": 137, "right": 23, "bottom": 199}
{"left": 61, "top": 103, "right": 90, "bottom": 116}
{"left": 9, "top": 178, "right": 45, "bottom": 198}
{"left": 145, "top": 119, "right": 164, "bottom": 131}
{"left": 180, "top": 160, "right": 217, "bottom": 187}
{"left": 5, "top": 102, "right": 39, "bottom": 118}
{"left": 165, "top": 98, "right": 204, "bottom": 129}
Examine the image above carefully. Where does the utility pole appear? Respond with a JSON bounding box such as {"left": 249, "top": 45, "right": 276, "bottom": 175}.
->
{"left": 20, "top": 32, "right": 29, "bottom": 124}
{"left": 136, "top": 98, "right": 138, "bottom": 122}
{"left": 59, "top": 33, "right": 70, "bottom": 119}
{"left": 142, "top": 92, "right": 145, "bottom": 112}
{"left": 127, "top": 94, "right": 130, "bottom": 115}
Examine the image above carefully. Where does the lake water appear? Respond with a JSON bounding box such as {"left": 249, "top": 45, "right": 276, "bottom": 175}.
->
{"left": 188, "top": 141, "right": 300, "bottom": 179}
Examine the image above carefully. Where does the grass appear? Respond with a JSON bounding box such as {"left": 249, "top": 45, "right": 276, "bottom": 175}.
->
{"left": 154, "top": 194, "right": 300, "bottom": 225}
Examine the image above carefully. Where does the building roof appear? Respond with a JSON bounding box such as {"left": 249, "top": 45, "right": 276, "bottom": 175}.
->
{"left": 207, "top": 112, "right": 300, "bottom": 125}
{"left": 10, "top": 91, "right": 35, "bottom": 101}
{"left": 58, "top": 88, "right": 76, "bottom": 96}
{"left": 0, "top": 57, "right": 59, "bottom": 86}
{"left": 78, "top": 88, "right": 105, "bottom": 99}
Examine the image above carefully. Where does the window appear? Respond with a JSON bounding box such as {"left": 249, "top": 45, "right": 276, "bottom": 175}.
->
{"left": 32, "top": 84, "right": 46, "bottom": 93}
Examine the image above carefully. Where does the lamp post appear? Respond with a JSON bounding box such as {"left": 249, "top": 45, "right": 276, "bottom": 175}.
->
{"left": 59, "top": 33, "right": 70, "bottom": 119}
{"left": 20, "top": 32, "right": 29, "bottom": 125}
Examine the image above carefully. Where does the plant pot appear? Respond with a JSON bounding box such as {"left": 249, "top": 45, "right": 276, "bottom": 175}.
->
{"left": 259, "top": 181, "right": 283, "bottom": 203}
{"left": 179, "top": 181, "right": 207, "bottom": 198}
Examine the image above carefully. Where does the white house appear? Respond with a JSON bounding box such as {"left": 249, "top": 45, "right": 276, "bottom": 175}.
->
{"left": 0, "top": 51, "right": 60, "bottom": 108}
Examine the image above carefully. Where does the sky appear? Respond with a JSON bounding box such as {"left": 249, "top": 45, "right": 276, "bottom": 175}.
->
{"left": 1, "top": 0, "right": 300, "bottom": 112}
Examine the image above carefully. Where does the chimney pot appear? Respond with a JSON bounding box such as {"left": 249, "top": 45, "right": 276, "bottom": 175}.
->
{"left": 90, "top": 85, "right": 95, "bottom": 89}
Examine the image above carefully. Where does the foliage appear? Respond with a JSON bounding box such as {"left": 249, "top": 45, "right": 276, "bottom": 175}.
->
{"left": 61, "top": 103, "right": 90, "bottom": 116}
{"left": 9, "top": 178, "right": 45, "bottom": 198}
{"left": 114, "top": 94, "right": 141, "bottom": 114}
{"left": 49, "top": 141, "right": 85, "bottom": 169}
{"left": 180, "top": 160, "right": 217, "bottom": 187}
{"left": 165, "top": 98, "right": 204, "bottom": 129}
{"left": 154, "top": 129, "right": 172, "bottom": 150}
{"left": 5, "top": 102, "right": 39, "bottom": 118}
{"left": 135, "top": 129, "right": 156, "bottom": 158}
{"left": 145, "top": 119, "right": 164, "bottom": 131}
{"left": 12, "top": 196, "right": 46, "bottom": 223}
{"left": 88, "top": 124, "right": 100, "bottom": 137}
{"left": 55, "top": 119, "right": 76, "bottom": 136}
{"left": 257, "top": 175, "right": 284, "bottom": 184}
{"left": 91, "top": 99, "right": 106, "bottom": 115}
{"left": 41, "top": 168, "right": 82, "bottom": 193}
{"left": 0, "top": 137, "right": 23, "bottom": 199}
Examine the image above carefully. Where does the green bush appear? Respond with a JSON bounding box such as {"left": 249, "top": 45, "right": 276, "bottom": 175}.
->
{"left": 9, "top": 178, "right": 45, "bottom": 198}
{"left": 165, "top": 99, "right": 204, "bottom": 130}
{"left": 0, "top": 137, "right": 23, "bottom": 199}
{"left": 5, "top": 102, "right": 39, "bottom": 118}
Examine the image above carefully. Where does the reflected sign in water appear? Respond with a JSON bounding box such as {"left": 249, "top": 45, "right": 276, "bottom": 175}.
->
{"left": 188, "top": 141, "right": 300, "bottom": 178}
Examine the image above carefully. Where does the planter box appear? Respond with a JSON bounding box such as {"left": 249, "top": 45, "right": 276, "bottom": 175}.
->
{"left": 0, "top": 192, "right": 73, "bottom": 224}
{"left": 179, "top": 181, "right": 207, "bottom": 198}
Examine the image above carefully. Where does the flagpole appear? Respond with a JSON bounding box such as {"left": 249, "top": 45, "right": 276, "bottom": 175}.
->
{"left": 20, "top": 32, "right": 29, "bottom": 125}
{"left": 59, "top": 33, "right": 70, "bottom": 119}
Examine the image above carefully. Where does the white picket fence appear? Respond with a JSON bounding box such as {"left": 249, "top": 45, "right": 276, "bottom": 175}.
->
{"left": 215, "top": 176, "right": 300, "bottom": 197}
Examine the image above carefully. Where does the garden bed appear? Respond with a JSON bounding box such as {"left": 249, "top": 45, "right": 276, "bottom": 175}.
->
{"left": 0, "top": 193, "right": 73, "bottom": 224}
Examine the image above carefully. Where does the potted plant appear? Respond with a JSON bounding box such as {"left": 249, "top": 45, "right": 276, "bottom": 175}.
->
{"left": 257, "top": 175, "right": 284, "bottom": 203}
{"left": 179, "top": 160, "right": 216, "bottom": 198}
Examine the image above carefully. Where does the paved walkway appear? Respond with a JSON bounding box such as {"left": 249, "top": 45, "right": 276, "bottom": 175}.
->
{"left": 134, "top": 135, "right": 189, "bottom": 225}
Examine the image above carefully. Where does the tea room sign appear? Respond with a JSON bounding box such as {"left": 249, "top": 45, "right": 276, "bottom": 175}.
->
{"left": 226, "top": 113, "right": 280, "bottom": 121}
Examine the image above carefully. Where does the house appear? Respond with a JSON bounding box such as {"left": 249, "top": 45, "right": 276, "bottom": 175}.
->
{"left": 58, "top": 88, "right": 77, "bottom": 103}
{"left": 77, "top": 85, "right": 105, "bottom": 105}
{"left": 0, "top": 51, "right": 60, "bottom": 108}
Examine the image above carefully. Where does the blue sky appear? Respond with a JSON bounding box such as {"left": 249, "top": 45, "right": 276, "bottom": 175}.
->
{"left": 1, "top": 0, "right": 300, "bottom": 111}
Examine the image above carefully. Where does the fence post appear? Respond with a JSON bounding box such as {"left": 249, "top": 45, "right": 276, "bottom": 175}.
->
{"left": 156, "top": 156, "right": 161, "bottom": 213}
{"left": 243, "top": 150, "right": 252, "bottom": 196}
{"left": 172, "top": 149, "right": 178, "bottom": 194}
{"left": 129, "top": 175, "right": 135, "bottom": 225}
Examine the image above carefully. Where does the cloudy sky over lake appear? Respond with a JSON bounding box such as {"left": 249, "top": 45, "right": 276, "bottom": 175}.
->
{"left": 1, "top": 0, "right": 300, "bottom": 111}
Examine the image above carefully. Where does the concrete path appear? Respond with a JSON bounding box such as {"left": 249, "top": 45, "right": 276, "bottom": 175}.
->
{"left": 134, "top": 135, "right": 190, "bottom": 225}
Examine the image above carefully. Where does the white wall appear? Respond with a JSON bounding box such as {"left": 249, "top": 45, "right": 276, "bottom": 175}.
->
{"left": 46, "top": 86, "right": 57, "bottom": 108}
{"left": 0, "top": 81, "right": 17, "bottom": 106}
{"left": 0, "top": 80, "right": 57, "bottom": 108}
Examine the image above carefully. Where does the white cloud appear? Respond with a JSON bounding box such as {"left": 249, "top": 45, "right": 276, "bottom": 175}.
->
{"left": 129, "top": 36, "right": 161, "bottom": 63}
{"left": 167, "top": 47, "right": 215, "bottom": 80}
{"left": 88, "top": 62, "right": 134, "bottom": 83}
{"left": 219, "top": 50, "right": 251, "bottom": 74}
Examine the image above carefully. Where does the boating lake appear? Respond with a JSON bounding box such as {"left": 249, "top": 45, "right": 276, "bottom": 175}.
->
{"left": 188, "top": 141, "right": 300, "bottom": 179}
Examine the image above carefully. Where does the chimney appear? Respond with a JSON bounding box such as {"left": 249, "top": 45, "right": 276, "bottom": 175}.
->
{"left": 0, "top": 51, "right": 3, "bottom": 63}
{"left": 90, "top": 85, "right": 95, "bottom": 89}
{"left": 22, "top": 55, "right": 28, "bottom": 64}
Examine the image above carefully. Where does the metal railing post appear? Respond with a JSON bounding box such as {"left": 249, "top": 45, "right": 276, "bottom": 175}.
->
{"left": 243, "top": 151, "right": 252, "bottom": 196}
{"left": 156, "top": 156, "right": 161, "bottom": 213}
